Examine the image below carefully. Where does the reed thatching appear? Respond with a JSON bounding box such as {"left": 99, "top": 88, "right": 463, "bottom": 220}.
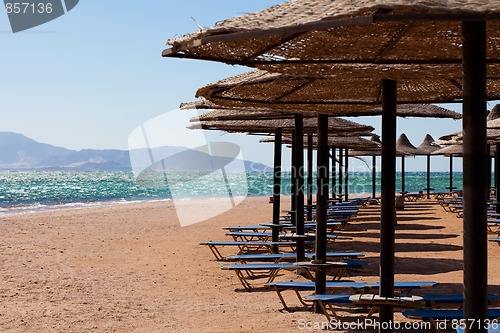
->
{"left": 188, "top": 116, "right": 374, "bottom": 136}
{"left": 261, "top": 134, "right": 381, "bottom": 150}
{"left": 396, "top": 133, "right": 422, "bottom": 155}
{"left": 192, "top": 109, "right": 296, "bottom": 121}
{"left": 487, "top": 104, "right": 500, "bottom": 121}
{"left": 432, "top": 144, "right": 497, "bottom": 156}
{"left": 164, "top": 0, "right": 500, "bottom": 80}
{"left": 488, "top": 118, "right": 500, "bottom": 129}
{"left": 195, "top": 70, "right": 474, "bottom": 115}
{"left": 416, "top": 134, "right": 442, "bottom": 155}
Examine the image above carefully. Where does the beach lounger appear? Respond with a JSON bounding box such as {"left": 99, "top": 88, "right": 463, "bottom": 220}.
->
{"left": 222, "top": 260, "right": 368, "bottom": 290}
{"left": 304, "top": 293, "right": 424, "bottom": 321}
{"left": 265, "top": 281, "right": 437, "bottom": 310}
{"left": 489, "top": 238, "right": 500, "bottom": 246}
{"left": 225, "top": 251, "right": 365, "bottom": 263}
{"left": 224, "top": 221, "right": 346, "bottom": 232}
{"left": 199, "top": 241, "right": 300, "bottom": 260}
{"left": 304, "top": 293, "right": 500, "bottom": 323}
{"left": 403, "top": 309, "right": 500, "bottom": 332}
{"left": 225, "top": 231, "right": 340, "bottom": 242}
{"left": 488, "top": 219, "right": 500, "bottom": 233}
{"left": 221, "top": 262, "right": 303, "bottom": 290}
{"left": 224, "top": 231, "right": 274, "bottom": 241}
{"left": 421, "top": 294, "right": 500, "bottom": 309}
{"left": 265, "top": 281, "right": 369, "bottom": 310}
{"left": 404, "top": 192, "right": 425, "bottom": 202}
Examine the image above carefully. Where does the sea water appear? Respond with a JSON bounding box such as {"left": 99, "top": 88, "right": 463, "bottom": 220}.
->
{"left": 0, "top": 170, "right": 465, "bottom": 216}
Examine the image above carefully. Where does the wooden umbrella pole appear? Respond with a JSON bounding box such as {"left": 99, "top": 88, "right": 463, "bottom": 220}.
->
{"left": 372, "top": 155, "right": 377, "bottom": 199}
{"left": 344, "top": 149, "right": 349, "bottom": 202}
{"left": 294, "top": 114, "right": 305, "bottom": 262}
{"left": 271, "top": 128, "right": 282, "bottom": 253}
{"left": 462, "top": 20, "right": 487, "bottom": 332}
{"left": 314, "top": 114, "right": 329, "bottom": 311}
{"left": 379, "top": 79, "right": 397, "bottom": 331}
{"left": 331, "top": 147, "right": 336, "bottom": 200}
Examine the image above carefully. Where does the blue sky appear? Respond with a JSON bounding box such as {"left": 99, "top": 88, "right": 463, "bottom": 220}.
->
{"left": 0, "top": 1, "right": 491, "bottom": 172}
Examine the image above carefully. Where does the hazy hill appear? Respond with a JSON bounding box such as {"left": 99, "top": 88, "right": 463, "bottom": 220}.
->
{"left": 0, "top": 132, "right": 271, "bottom": 172}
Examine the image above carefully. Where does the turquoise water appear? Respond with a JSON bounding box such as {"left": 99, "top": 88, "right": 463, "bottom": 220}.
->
{"left": 0, "top": 170, "right": 467, "bottom": 215}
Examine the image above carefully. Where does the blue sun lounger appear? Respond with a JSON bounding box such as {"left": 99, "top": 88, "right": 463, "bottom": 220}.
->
{"left": 403, "top": 309, "right": 500, "bottom": 332}
{"left": 265, "top": 281, "right": 370, "bottom": 310}
{"left": 265, "top": 281, "right": 437, "bottom": 310}
{"left": 421, "top": 294, "right": 500, "bottom": 308}
{"left": 225, "top": 251, "right": 365, "bottom": 263}
{"left": 225, "top": 231, "right": 339, "bottom": 242}
{"left": 489, "top": 238, "right": 500, "bottom": 246}
{"left": 304, "top": 293, "right": 424, "bottom": 321}
{"left": 222, "top": 260, "right": 368, "bottom": 290}
{"left": 488, "top": 219, "right": 500, "bottom": 233}
{"left": 224, "top": 221, "right": 347, "bottom": 232}
{"left": 199, "top": 241, "right": 302, "bottom": 260}
{"left": 305, "top": 293, "right": 500, "bottom": 322}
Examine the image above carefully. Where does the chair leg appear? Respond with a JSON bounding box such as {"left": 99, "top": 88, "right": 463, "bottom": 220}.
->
{"left": 208, "top": 245, "right": 224, "bottom": 260}
{"left": 273, "top": 286, "right": 291, "bottom": 311}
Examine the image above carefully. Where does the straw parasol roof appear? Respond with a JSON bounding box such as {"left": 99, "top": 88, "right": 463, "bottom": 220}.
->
{"left": 194, "top": 70, "right": 473, "bottom": 115}
{"left": 488, "top": 118, "right": 500, "bottom": 129}
{"left": 261, "top": 135, "right": 381, "bottom": 150}
{"left": 191, "top": 108, "right": 298, "bottom": 121}
{"left": 181, "top": 100, "right": 311, "bottom": 120}
{"left": 432, "top": 144, "right": 497, "bottom": 157}
{"left": 416, "top": 134, "right": 442, "bottom": 155}
{"left": 437, "top": 128, "right": 500, "bottom": 144}
{"left": 188, "top": 116, "right": 375, "bottom": 136}
{"left": 163, "top": 0, "right": 500, "bottom": 80}
{"left": 487, "top": 104, "right": 500, "bottom": 121}
{"left": 396, "top": 133, "right": 422, "bottom": 156}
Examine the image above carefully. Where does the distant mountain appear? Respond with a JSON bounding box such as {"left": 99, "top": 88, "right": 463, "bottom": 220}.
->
{"left": 0, "top": 132, "right": 271, "bottom": 172}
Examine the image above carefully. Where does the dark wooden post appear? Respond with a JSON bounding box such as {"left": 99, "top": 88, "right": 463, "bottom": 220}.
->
{"left": 271, "top": 128, "right": 282, "bottom": 253}
{"left": 331, "top": 147, "right": 336, "bottom": 200}
{"left": 344, "top": 149, "right": 349, "bottom": 202}
{"left": 462, "top": 20, "right": 487, "bottom": 333}
{"left": 338, "top": 148, "right": 343, "bottom": 202}
{"left": 315, "top": 114, "right": 329, "bottom": 312}
{"left": 379, "top": 79, "right": 397, "bottom": 330}
{"left": 449, "top": 155, "right": 454, "bottom": 193}
{"left": 426, "top": 155, "right": 431, "bottom": 199}
{"left": 294, "top": 114, "right": 305, "bottom": 262}
{"left": 307, "top": 134, "right": 313, "bottom": 221}
{"left": 401, "top": 155, "right": 405, "bottom": 194}
{"left": 291, "top": 130, "right": 296, "bottom": 223}
{"left": 372, "top": 155, "right": 377, "bottom": 199}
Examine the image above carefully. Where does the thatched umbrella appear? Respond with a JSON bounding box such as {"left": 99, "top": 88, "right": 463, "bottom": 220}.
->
{"left": 417, "top": 134, "right": 442, "bottom": 198}
{"left": 396, "top": 133, "right": 422, "bottom": 194}
{"left": 163, "top": 1, "right": 500, "bottom": 322}
{"left": 433, "top": 144, "right": 497, "bottom": 196}
{"left": 193, "top": 70, "right": 474, "bottom": 116}
{"left": 188, "top": 115, "right": 374, "bottom": 135}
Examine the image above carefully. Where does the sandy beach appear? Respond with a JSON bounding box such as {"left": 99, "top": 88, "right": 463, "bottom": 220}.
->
{"left": 1, "top": 196, "right": 499, "bottom": 332}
